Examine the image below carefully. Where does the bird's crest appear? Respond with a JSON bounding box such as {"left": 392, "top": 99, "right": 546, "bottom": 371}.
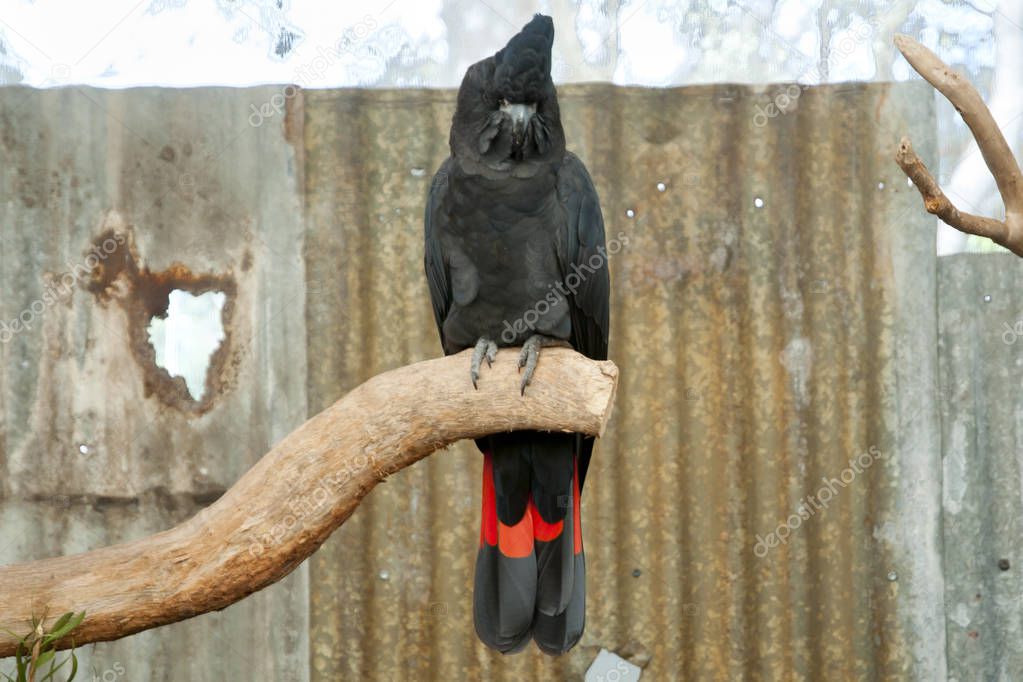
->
{"left": 493, "top": 14, "right": 554, "bottom": 103}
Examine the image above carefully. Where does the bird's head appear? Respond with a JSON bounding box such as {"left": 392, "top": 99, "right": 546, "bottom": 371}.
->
{"left": 450, "top": 14, "right": 565, "bottom": 173}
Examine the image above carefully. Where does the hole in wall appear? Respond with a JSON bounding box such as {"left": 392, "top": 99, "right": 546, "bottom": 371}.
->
{"left": 147, "top": 289, "right": 227, "bottom": 401}
{"left": 84, "top": 216, "right": 239, "bottom": 415}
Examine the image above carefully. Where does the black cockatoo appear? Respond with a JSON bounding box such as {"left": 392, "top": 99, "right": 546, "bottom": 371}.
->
{"left": 423, "top": 15, "right": 610, "bottom": 655}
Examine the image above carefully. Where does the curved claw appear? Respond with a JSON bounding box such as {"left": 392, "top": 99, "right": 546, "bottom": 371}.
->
{"left": 518, "top": 335, "right": 544, "bottom": 394}
{"left": 470, "top": 337, "right": 496, "bottom": 390}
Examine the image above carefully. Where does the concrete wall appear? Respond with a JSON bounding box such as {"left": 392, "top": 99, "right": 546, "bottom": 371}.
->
{"left": 0, "top": 86, "right": 308, "bottom": 681}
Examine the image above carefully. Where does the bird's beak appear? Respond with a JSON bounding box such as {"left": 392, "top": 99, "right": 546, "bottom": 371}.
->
{"left": 501, "top": 102, "right": 536, "bottom": 142}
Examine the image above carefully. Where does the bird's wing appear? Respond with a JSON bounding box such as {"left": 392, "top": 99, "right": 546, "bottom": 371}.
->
{"left": 424, "top": 158, "right": 454, "bottom": 350}
{"left": 556, "top": 152, "right": 610, "bottom": 362}
{"left": 555, "top": 152, "right": 610, "bottom": 491}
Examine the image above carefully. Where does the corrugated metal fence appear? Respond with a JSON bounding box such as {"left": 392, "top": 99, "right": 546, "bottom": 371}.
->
{"left": 1, "top": 81, "right": 1021, "bottom": 680}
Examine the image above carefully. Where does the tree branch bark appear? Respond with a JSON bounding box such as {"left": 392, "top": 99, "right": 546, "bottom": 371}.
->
{"left": 894, "top": 33, "right": 1023, "bottom": 255}
{"left": 0, "top": 348, "right": 618, "bottom": 657}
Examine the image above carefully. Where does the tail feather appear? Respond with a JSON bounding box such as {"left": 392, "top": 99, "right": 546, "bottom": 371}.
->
{"left": 532, "top": 454, "right": 585, "bottom": 654}
{"left": 473, "top": 545, "right": 535, "bottom": 652}
{"left": 532, "top": 495, "right": 574, "bottom": 617}
{"left": 532, "top": 552, "right": 585, "bottom": 655}
{"left": 473, "top": 435, "right": 586, "bottom": 655}
{"left": 531, "top": 436, "right": 576, "bottom": 616}
{"left": 474, "top": 452, "right": 535, "bottom": 652}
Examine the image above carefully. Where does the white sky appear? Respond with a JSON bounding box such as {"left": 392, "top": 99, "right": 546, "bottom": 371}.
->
{"left": 0, "top": 0, "right": 991, "bottom": 89}
{"left": 1, "top": 1, "right": 446, "bottom": 87}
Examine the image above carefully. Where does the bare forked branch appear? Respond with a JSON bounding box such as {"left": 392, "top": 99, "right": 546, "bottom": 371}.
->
{"left": 894, "top": 33, "right": 1023, "bottom": 256}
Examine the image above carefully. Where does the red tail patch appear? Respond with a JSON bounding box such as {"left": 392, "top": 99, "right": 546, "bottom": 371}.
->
{"left": 573, "top": 454, "right": 583, "bottom": 554}
{"left": 480, "top": 452, "right": 534, "bottom": 558}
{"left": 480, "top": 452, "right": 582, "bottom": 556}
{"left": 480, "top": 453, "right": 498, "bottom": 547}
{"left": 529, "top": 500, "right": 564, "bottom": 542}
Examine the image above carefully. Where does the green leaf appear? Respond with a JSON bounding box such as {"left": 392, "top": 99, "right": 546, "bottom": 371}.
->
{"left": 42, "top": 612, "right": 84, "bottom": 647}
{"left": 48, "top": 614, "right": 72, "bottom": 635}
{"left": 67, "top": 612, "right": 85, "bottom": 631}
{"left": 35, "top": 648, "right": 55, "bottom": 668}
{"left": 68, "top": 650, "right": 78, "bottom": 681}
{"left": 14, "top": 643, "right": 27, "bottom": 679}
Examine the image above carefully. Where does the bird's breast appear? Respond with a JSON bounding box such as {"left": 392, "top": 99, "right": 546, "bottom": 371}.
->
{"left": 440, "top": 181, "right": 570, "bottom": 347}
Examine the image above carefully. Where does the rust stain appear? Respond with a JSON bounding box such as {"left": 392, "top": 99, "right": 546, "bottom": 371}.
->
{"left": 284, "top": 86, "right": 305, "bottom": 192}
{"left": 85, "top": 224, "right": 237, "bottom": 415}
{"left": 284, "top": 86, "right": 304, "bottom": 148}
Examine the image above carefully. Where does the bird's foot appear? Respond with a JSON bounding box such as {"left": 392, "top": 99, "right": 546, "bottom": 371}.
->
{"left": 470, "top": 337, "right": 498, "bottom": 389}
{"left": 518, "top": 334, "right": 568, "bottom": 395}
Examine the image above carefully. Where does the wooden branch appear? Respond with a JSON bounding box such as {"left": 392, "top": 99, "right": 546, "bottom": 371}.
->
{"left": 894, "top": 34, "right": 1023, "bottom": 255}
{"left": 0, "top": 348, "right": 618, "bottom": 657}
{"left": 895, "top": 138, "right": 1014, "bottom": 250}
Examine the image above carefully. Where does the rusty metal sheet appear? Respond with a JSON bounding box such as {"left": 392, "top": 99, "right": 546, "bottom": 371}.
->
{"left": 303, "top": 81, "right": 942, "bottom": 679}
{"left": 0, "top": 85, "right": 308, "bottom": 681}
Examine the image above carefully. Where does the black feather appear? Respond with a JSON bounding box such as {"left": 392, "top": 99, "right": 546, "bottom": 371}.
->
{"left": 424, "top": 13, "right": 609, "bottom": 657}
{"left": 493, "top": 14, "right": 554, "bottom": 103}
